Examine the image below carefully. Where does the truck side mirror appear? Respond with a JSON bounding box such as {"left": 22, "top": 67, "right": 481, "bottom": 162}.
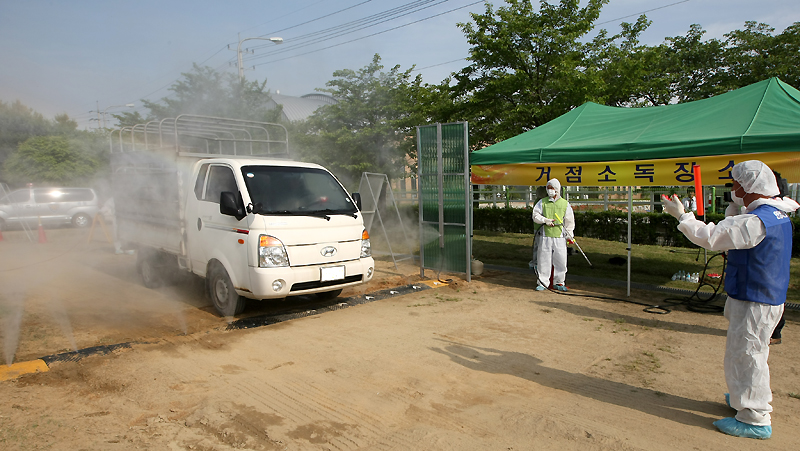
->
{"left": 351, "top": 192, "right": 362, "bottom": 211}
{"left": 220, "top": 191, "right": 246, "bottom": 220}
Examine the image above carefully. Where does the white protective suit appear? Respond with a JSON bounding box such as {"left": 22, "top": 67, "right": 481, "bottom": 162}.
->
{"left": 670, "top": 162, "right": 799, "bottom": 427}
{"left": 532, "top": 179, "right": 575, "bottom": 288}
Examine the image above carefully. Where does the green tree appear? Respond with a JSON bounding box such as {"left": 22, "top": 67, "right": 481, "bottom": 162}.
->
{"left": 295, "top": 54, "right": 422, "bottom": 187}
{"left": 662, "top": 24, "right": 727, "bottom": 102}
{"left": 0, "top": 100, "right": 54, "bottom": 166}
{"left": 451, "top": 0, "right": 609, "bottom": 146}
{"left": 53, "top": 113, "right": 79, "bottom": 134}
{"left": 721, "top": 21, "right": 800, "bottom": 90}
{"left": 140, "top": 63, "right": 282, "bottom": 123}
{"left": 590, "top": 16, "right": 673, "bottom": 107}
{"left": 597, "top": 22, "right": 727, "bottom": 106}
{"left": 112, "top": 110, "right": 148, "bottom": 128}
{"left": 3, "top": 136, "right": 100, "bottom": 186}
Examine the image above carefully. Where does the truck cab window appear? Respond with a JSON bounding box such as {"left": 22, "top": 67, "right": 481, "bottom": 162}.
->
{"left": 204, "top": 165, "right": 238, "bottom": 204}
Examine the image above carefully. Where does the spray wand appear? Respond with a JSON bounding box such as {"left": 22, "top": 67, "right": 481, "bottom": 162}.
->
{"left": 555, "top": 212, "right": 593, "bottom": 268}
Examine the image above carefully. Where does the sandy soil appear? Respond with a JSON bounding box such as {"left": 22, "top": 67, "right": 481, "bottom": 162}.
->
{"left": 1, "top": 228, "right": 799, "bottom": 450}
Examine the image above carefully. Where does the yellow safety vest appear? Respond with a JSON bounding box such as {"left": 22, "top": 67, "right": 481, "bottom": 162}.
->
{"left": 534, "top": 197, "right": 568, "bottom": 238}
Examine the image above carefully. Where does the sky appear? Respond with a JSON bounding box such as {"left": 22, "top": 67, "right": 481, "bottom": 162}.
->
{"left": 0, "top": 0, "right": 797, "bottom": 130}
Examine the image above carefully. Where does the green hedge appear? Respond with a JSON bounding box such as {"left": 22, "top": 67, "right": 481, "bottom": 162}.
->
{"left": 472, "top": 206, "right": 800, "bottom": 256}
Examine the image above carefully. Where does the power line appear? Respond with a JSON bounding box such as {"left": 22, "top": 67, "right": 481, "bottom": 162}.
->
{"left": 251, "top": 0, "right": 483, "bottom": 68}
{"left": 238, "top": 0, "right": 332, "bottom": 35}
{"left": 255, "top": 0, "right": 376, "bottom": 38}
{"left": 243, "top": 0, "right": 445, "bottom": 60}
{"left": 411, "top": 57, "right": 467, "bottom": 72}
{"left": 597, "top": 0, "right": 693, "bottom": 26}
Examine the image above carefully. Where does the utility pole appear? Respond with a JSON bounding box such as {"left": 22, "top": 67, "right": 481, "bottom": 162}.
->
{"left": 228, "top": 35, "right": 283, "bottom": 82}
{"left": 90, "top": 103, "right": 134, "bottom": 129}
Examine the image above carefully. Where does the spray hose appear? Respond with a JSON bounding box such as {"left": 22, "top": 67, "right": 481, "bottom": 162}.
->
{"left": 530, "top": 231, "right": 727, "bottom": 315}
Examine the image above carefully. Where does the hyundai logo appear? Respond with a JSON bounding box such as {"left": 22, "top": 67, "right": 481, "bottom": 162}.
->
{"left": 320, "top": 246, "right": 337, "bottom": 257}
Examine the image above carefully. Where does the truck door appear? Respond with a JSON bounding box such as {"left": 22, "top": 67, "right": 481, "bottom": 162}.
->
{"left": 186, "top": 164, "right": 250, "bottom": 289}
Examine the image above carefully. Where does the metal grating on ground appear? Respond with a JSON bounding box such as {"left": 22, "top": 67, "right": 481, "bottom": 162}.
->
{"left": 40, "top": 342, "right": 138, "bottom": 365}
{"left": 226, "top": 283, "right": 432, "bottom": 330}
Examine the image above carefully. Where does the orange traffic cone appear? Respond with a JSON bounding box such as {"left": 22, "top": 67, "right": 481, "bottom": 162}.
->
{"left": 37, "top": 217, "right": 47, "bottom": 243}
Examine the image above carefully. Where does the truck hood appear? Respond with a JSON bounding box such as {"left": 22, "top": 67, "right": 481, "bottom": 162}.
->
{"left": 250, "top": 213, "right": 365, "bottom": 246}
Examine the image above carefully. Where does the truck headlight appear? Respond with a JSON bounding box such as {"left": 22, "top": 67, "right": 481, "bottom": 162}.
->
{"left": 259, "top": 235, "right": 289, "bottom": 267}
{"left": 360, "top": 229, "right": 371, "bottom": 258}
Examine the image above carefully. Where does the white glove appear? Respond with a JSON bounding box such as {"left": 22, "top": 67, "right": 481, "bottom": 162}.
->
{"left": 661, "top": 194, "right": 685, "bottom": 220}
{"left": 544, "top": 218, "right": 555, "bottom": 227}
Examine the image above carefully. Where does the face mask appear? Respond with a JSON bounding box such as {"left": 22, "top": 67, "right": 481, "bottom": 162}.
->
{"left": 731, "top": 190, "right": 744, "bottom": 206}
{"left": 547, "top": 188, "right": 557, "bottom": 198}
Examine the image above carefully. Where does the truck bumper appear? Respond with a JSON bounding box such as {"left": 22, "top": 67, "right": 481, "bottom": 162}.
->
{"left": 241, "top": 257, "right": 375, "bottom": 299}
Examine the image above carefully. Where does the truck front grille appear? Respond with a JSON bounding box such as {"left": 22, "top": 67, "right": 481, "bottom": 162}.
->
{"left": 290, "top": 275, "right": 363, "bottom": 292}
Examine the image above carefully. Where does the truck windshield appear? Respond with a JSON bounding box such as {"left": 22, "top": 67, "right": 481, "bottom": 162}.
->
{"left": 241, "top": 166, "right": 358, "bottom": 216}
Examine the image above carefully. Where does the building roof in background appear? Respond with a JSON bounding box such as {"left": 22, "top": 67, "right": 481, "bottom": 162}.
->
{"left": 268, "top": 93, "right": 337, "bottom": 122}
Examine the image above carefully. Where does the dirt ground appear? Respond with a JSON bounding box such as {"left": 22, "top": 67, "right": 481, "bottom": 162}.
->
{"left": 1, "top": 228, "right": 799, "bottom": 450}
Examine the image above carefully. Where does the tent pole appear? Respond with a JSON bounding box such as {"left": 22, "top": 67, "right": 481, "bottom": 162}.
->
{"left": 627, "top": 186, "right": 632, "bottom": 297}
{"left": 416, "top": 126, "right": 424, "bottom": 278}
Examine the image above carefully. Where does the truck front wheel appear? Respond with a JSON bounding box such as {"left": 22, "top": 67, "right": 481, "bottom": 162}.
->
{"left": 137, "top": 249, "right": 163, "bottom": 289}
{"left": 207, "top": 263, "right": 246, "bottom": 317}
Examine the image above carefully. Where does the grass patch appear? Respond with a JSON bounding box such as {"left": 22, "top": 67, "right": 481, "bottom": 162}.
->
{"left": 435, "top": 294, "right": 461, "bottom": 303}
{"left": 623, "top": 352, "right": 662, "bottom": 373}
{"left": 472, "top": 230, "right": 800, "bottom": 302}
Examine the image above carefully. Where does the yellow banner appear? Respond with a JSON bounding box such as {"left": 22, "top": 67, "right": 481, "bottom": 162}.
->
{"left": 471, "top": 152, "right": 800, "bottom": 186}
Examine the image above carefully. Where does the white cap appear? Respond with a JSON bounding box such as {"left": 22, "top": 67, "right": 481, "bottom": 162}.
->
{"left": 546, "top": 178, "right": 561, "bottom": 192}
{"left": 731, "top": 160, "right": 780, "bottom": 197}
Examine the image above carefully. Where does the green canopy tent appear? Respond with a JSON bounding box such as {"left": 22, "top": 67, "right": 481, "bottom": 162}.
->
{"left": 469, "top": 78, "right": 800, "bottom": 295}
{"left": 471, "top": 77, "right": 800, "bottom": 187}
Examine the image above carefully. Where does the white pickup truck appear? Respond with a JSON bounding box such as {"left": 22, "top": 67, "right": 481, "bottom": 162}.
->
{"left": 110, "top": 115, "right": 374, "bottom": 316}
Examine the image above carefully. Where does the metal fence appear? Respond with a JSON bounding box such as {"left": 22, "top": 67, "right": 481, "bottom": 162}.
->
{"left": 466, "top": 184, "right": 800, "bottom": 214}
{"left": 389, "top": 182, "right": 800, "bottom": 215}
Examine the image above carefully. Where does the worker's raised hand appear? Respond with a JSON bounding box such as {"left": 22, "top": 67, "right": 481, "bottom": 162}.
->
{"left": 661, "top": 194, "right": 685, "bottom": 220}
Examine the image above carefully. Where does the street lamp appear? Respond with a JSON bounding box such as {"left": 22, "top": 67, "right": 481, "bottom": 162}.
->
{"left": 233, "top": 36, "right": 283, "bottom": 82}
{"left": 100, "top": 103, "right": 135, "bottom": 128}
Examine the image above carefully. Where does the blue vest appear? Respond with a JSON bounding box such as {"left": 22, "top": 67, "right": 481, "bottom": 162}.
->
{"left": 725, "top": 204, "right": 792, "bottom": 305}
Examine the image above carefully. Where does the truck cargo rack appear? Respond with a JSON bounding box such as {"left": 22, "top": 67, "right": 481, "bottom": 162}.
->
{"left": 110, "top": 114, "right": 289, "bottom": 158}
